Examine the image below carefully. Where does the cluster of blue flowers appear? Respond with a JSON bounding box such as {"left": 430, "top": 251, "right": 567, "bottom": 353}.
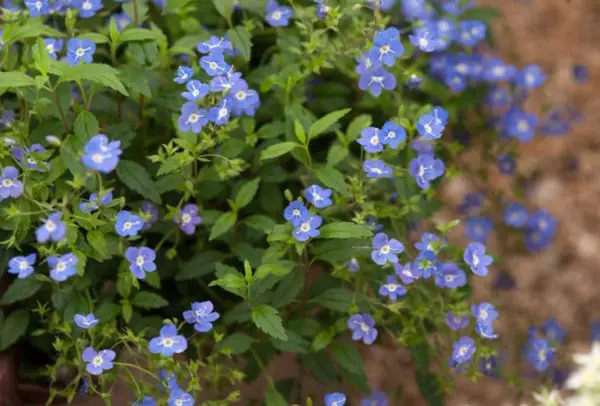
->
{"left": 15, "top": 0, "right": 164, "bottom": 20}
{"left": 282, "top": 184, "right": 335, "bottom": 242}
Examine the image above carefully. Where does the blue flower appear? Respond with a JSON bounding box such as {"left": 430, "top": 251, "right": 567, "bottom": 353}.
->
{"left": 504, "top": 203, "right": 528, "bottom": 228}
{"left": 471, "top": 302, "right": 499, "bottom": 327}
{"left": 358, "top": 67, "right": 396, "bottom": 97}
{"left": 457, "top": 20, "right": 486, "bottom": 47}
{"left": 451, "top": 336, "right": 476, "bottom": 365}
{"left": 459, "top": 192, "right": 483, "bottom": 215}
{"left": 540, "top": 109, "right": 570, "bottom": 136}
{"left": 13, "top": 144, "right": 51, "bottom": 172}
{"left": 371, "top": 232, "right": 404, "bottom": 265}
{"left": 415, "top": 232, "right": 444, "bottom": 254}
{"left": 174, "top": 66, "right": 194, "bottom": 84}
{"left": 125, "top": 247, "right": 157, "bottom": 279}
{"left": 178, "top": 102, "right": 209, "bottom": 133}
{"left": 504, "top": 109, "right": 537, "bottom": 142}
{"left": 475, "top": 321, "right": 498, "bottom": 340}
{"left": 482, "top": 59, "right": 517, "bottom": 82}
{"left": 79, "top": 191, "right": 112, "bottom": 213}
{"left": 44, "top": 38, "right": 63, "bottom": 60}
{"left": 325, "top": 392, "right": 346, "bottom": 406}
{"left": 265, "top": 0, "right": 292, "bottom": 27}
{"left": 357, "top": 127, "right": 383, "bottom": 153}
{"left": 591, "top": 321, "right": 600, "bottom": 342}
{"left": 479, "top": 355, "right": 499, "bottom": 377}
{"left": 141, "top": 201, "right": 159, "bottom": 230}
{"left": 208, "top": 98, "right": 232, "bottom": 125}
{"left": 74, "top": 0, "right": 103, "bottom": 18}
{"left": 183, "top": 301, "right": 220, "bottom": 332}
{"left": 65, "top": 38, "right": 96, "bottom": 66}
{"left": 168, "top": 388, "right": 194, "bottom": 406}
{"left": 48, "top": 253, "right": 78, "bottom": 282}
{"left": 82, "top": 347, "right": 115, "bottom": 375}
{"left": 446, "top": 312, "right": 469, "bottom": 331}
{"left": 380, "top": 121, "right": 406, "bottom": 149}
{"left": 292, "top": 214, "right": 322, "bottom": 242}
{"left": 416, "top": 106, "right": 448, "bottom": 140}
{"left": 181, "top": 80, "right": 209, "bottom": 102}
{"left": 542, "top": 319, "right": 566, "bottom": 343}
{"left": 413, "top": 250, "right": 437, "bottom": 279}
{"left": 196, "top": 35, "right": 233, "bottom": 55}
{"left": 347, "top": 313, "right": 378, "bottom": 345}
{"left": 407, "top": 73, "right": 423, "bottom": 89}
{"left": 303, "top": 184, "right": 332, "bottom": 209}
{"left": 463, "top": 242, "right": 493, "bottom": 277}
{"left": 497, "top": 154, "right": 516, "bottom": 175}
{"left": 111, "top": 12, "right": 132, "bottom": 31}
{"left": 363, "top": 159, "right": 393, "bottom": 179}
{"left": 159, "top": 370, "right": 180, "bottom": 390}
{"left": 25, "top": 0, "right": 49, "bottom": 16}
{"left": 493, "top": 271, "right": 516, "bottom": 291}
{"left": 409, "top": 21, "right": 442, "bottom": 52}
{"left": 133, "top": 397, "right": 156, "bottom": 406}
{"left": 283, "top": 200, "right": 308, "bottom": 227}
{"left": 200, "top": 53, "right": 231, "bottom": 77}
{"left": 174, "top": 204, "right": 203, "bottom": 235}
{"left": 74, "top": 313, "right": 99, "bottom": 329}
{"left": 0, "top": 166, "right": 23, "bottom": 200}
{"left": 115, "top": 210, "right": 144, "bottom": 237}
{"left": 408, "top": 153, "right": 445, "bottom": 189}
{"left": 434, "top": 263, "right": 466, "bottom": 289}
{"left": 486, "top": 86, "right": 511, "bottom": 109}
{"left": 148, "top": 324, "right": 188, "bottom": 356}
{"left": 378, "top": 275, "right": 406, "bottom": 302}
{"left": 395, "top": 262, "right": 420, "bottom": 285}
{"left": 527, "top": 209, "right": 557, "bottom": 239}
{"left": 315, "top": 0, "right": 331, "bottom": 18}
{"left": 355, "top": 53, "right": 381, "bottom": 76}
{"left": 436, "top": 19, "right": 457, "bottom": 50}
{"left": 36, "top": 212, "right": 66, "bottom": 243}
{"left": 210, "top": 72, "right": 242, "bottom": 93}
{"left": 464, "top": 216, "right": 493, "bottom": 243}
{"left": 347, "top": 257, "right": 360, "bottom": 273}
{"left": 81, "top": 134, "right": 122, "bottom": 173}
{"left": 572, "top": 64, "right": 588, "bottom": 83}
{"left": 230, "top": 81, "right": 260, "bottom": 117}
{"left": 401, "top": 0, "right": 433, "bottom": 21}
{"left": 525, "top": 337, "right": 554, "bottom": 372}
{"left": 515, "top": 64, "right": 546, "bottom": 90}
{"left": 369, "top": 28, "right": 404, "bottom": 67}
{"left": 443, "top": 69, "right": 468, "bottom": 93}
{"left": 8, "top": 254, "right": 36, "bottom": 279}
{"left": 360, "top": 390, "right": 388, "bottom": 406}
{"left": 410, "top": 137, "right": 434, "bottom": 154}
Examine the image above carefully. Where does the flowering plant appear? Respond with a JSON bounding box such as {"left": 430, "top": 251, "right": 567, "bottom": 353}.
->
{"left": 0, "top": 0, "right": 564, "bottom": 404}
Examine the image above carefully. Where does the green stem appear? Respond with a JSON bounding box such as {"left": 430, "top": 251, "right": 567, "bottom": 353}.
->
{"left": 51, "top": 86, "right": 69, "bottom": 133}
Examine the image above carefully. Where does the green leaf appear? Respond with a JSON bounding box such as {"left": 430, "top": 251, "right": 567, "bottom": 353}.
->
{"left": 244, "top": 215, "right": 276, "bottom": 233}
{"left": 326, "top": 143, "right": 348, "bottom": 167}
{"left": 251, "top": 305, "right": 287, "bottom": 341}
{"left": 331, "top": 343, "right": 365, "bottom": 376}
{"left": 74, "top": 111, "right": 99, "bottom": 144}
{"left": 234, "top": 178, "right": 260, "bottom": 209}
{"left": 87, "top": 230, "right": 110, "bottom": 259}
{"left": 265, "top": 387, "right": 288, "bottom": 406}
{"left": 315, "top": 167, "right": 350, "bottom": 197}
{"left": 209, "top": 211, "right": 237, "bottom": 241}
{"left": 122, "top": 301, "right": 133, "bottom": 322}
{"left": 260, "top": 142, "right": 298, "bottom": 161}
{"left": 311, "top": 330, "right": 335, "bottom": 352}
{"left": 411, "top": 342, "right": 444, "bottom": 406}
{"left": 119, "top": 28, "right": 157, "bottom": 43}
{"left": 209, "top": 273, "right": 246, "bottom": 298}
{"left": 216, "top": 333, "right": 256, "bottom": 355}
{"left": 346, "top": 114, "right": 372, "bottom": 142}
{"left": 60, "top": 144, "right": 85, "bottom": 179}
{"left": 272, "top": 331, "right": 309, "bottom": 353}
{"left": 461, "top": 6, "right": 503, "bottom": 23}
{"left": 4, "top": 21, "right": 64, "bottom": 43}
{"left": 254, "top": 263, "right": 293, "bottom": 280}
{"left": 308, "top": 108, "right": 351, "bottom": 140}
{"left": 0, "top": 310, "right": 29, "bottom": 351}
{"left": 294, "top": 120, "right": 306, "bottom": 144}
{"left": 0, "top": 277, "right": 44, "bottom": 305}
{"left": 131, "top": 292, "right": 168, "bottom": 309}
{"left": 312, "top": 288, "right": 368, "bottom": 312}
{"left": 175, "top": 251, "right": 226, "bottom": 281}
{"left": 163, "top": 0, "right": 194, "bottom": 14}
{"left": 212, "top": 0, "right": 235, "bottom": 22}
{"left": 80, "top": 32, "right": 110, "bottom": 44}
{"left": 119, "top": 64, "right": 152, "bottom": 97}
{"left": 0, "top": 72, "right": 36, "bottom": 89}
{"left": 96, "top": 302, "right": 121, "bottom": 322}
{"left": 116, "top": 160, "right": 162, "bottom": 204}
{"left": 59, "top": 63, "right": 128, "bottom": 96}
{"left": 228, "top": 26, "right": 252, "bottom": 61}
{"left": 32, "top": 38, "right": 51, "bottom": 74}
{"left": 270, "top": 270, "right": 303, "bottom": 308}
{"left": 318, "top": 222, "right": 373, "bottom": 239}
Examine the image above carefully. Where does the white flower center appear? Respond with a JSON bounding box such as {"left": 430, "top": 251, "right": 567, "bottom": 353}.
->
{"left": 538, "top": 350, "right": 546, "bottom": 361}
{"left": 445, "top": 274, "right": 455, "bottom": 282}
{"left": 76, "top": 48, "right": 85, "bottom": 57}
{"left": 136, "top": 256, "right": 144, "bottom": 266}
{"left": 387, "top": 131, "right": 395, "bottom": 139}
{"left": 45, "top": 219, "right": 57, "bottom": 232}
{"left": 92, "top": 153, "right": 104, "bottom": 163}
{"left": 182, "top": 213, "right": 192, "bottom": 224}
{"left": 162, "top": 337, "right": 174, "bottom": 347}
{"left": 236, "top": 91, "right": 246, "bottom": 100}
{"left": 459, "top": 346, "right": 468, "bottom": 356}
{"left": 387, "top": 284, "right": 397, "bottom": 292}
{"left": 424, "top": 124, "right": 432, "bottom": 134}
{"left": 218, "top": 107, "right": 228, "bottom": 119}
{"left": 380, "top": 45, "right": 390, "bottom": 54}
{"left": 175, "top": 400, "right": 183, "bottom": 406}
{"left": 493, "top": 66, "right": 505, "bottom": 76}
{"left": 46, "top": 44, "right": 55, "bottom": 53}
{"left": 92, "top": 355, "right": 103, "bottom": 366}
{"left": 35, "top": 0, "right": 42, "bottom": 8}
{"left": 123, "top": 221, "right": 132, "bottom": 230}
{"left": 300, "top": 222, "right": 310, "bottom": 232}
{"left": 371, "top": 76, "right": 383, "bottom": 84}
{"left": 209, "top": 62, "right": 218, "bottom": 70}
{"left": 2, "top": 179, "right": 13, "bottom": 187}
{"left": 83, "top": 0, "right": 92, "bottom": 9}
{"left": 19, "top": 261, "right": 29, "bottom": 270}
{"left": 292, "top": 209, "right": 300, "bottom": 216}
{"left": 472, "top": 253, "right": 480, "bottom": 267}
{"left": 517, "top": 120, "right": 529, "bottom": 132}
{"left": 188, "top": 113, "right": 199, "bottom": 123}
{"left": 380, "top": 244, "right": 390, "bottom": 254}
{"left": 369, "top": 135, "right": 379, "bottom": 145}
{"left": 272, "top": 11, "right": 281, "bottom": 20}
{"left": 56, "top": 262, "right": 66, "bottom": 271}
{"left": 419, "top": 38, "right": 428, "bottom": 47}
{"left": 480, "top": 310, "right": 488, "bottom": 320}
{"left": 359, "top": 322, "right": 370, "bottom": 332}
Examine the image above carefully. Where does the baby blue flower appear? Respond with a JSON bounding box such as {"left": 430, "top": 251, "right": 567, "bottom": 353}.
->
{"left": 174, "top": 66, "right": 194, "bottom": 84}
{"left": 111, "top": 12, "right": 132, "bottom": 31}
{"left": 36, "top": 212, "right": 66, "bottom": 243}
{"left": 395, "top": 262, "right": 420, "bottom": 285}
{"left": 81, "top": 134, "right": 122, "bottom": 173}
{"left": 168, "top": 388, "right": 194, "bottom": 406}
{"left": 378, "top": 274, "right": 406, "bottom": 302}
{"left": 369, "top": 27, "right": 404, "bottom": 67}
{"left": 363, "top": 159, "right": 393, "bottom": 178}
{"left": 355, "top": 52, "right": 381, "bottom": 76}
{"left": 436, "top": 19, "right": 456, "bottom": 50}
{"left": 434, "top": 262, "right": 466, "bottom": 289}
{"left": 325, "top": 392, "right": 346, "bottom": 406}
{"left": 408, "top": 153, "right": 445, "bottom": 189}
{"left": 8, "top": 254, "right": 36, "bottom": 279}
{"left": 515, "top": 64, "right": 546, "bottom": 90}
{"left": 407, "top": 73, "right": 423, "bottom": 89}
{"left": 347, "top": 257, "right": 360, "bottom": 273}
{"left": 82, "top": 347, "right": 115, "bottom": 375}
{"left": 463, "top": 242, "right": 493, "bottom": 277}
{"left": 141, "top": 201, "right": 159, "bottom": 230}
{"left": 409, "top": 21, "right": 442, "bottom": 52}
{"left": 486, "top": 86, "right": 511, "bottom": 109}
{"left": 497, "top": 154, "right": 516, "bottom": 175}
{"left": 160, "top": 370, "right": 180, "bottom": 391}
{"left": 283, "top": 200, "right": 308, "bottom": 227}
{"left": 174, "top": 204, "right": 203, "bottom": 235}
{"left": 357, "top": 127, "right": 383, "bottom": 153}
{"left": 471, "top": 302, "right": 499, "bottom": 327}
{"left": 115, "top": 210, "right": 144, "bottom": 237}
{"left": 208, "top": 98, "right": 231, "bottom": 125}
{"left": 416, "top": 106, "right": 448, "bottom": 140}
{"left": 459, "top": 192, "right": 483, "bottom": 215}
{"left": 482, "top": 59, "right": 517, "bottom": 82}
{"left": 74, "top": 313, "right": 99, "bottom": 329}
{"left": 183, "top": 301, "right": 220, "bottom": 332}
{"left": 504, "top": 109, "right": 538, "bottom": 142}
{"left": 265, "top": 0, "right": 292, "bottom": 27}
{"left": 475, "top": 320, "right": 498, "bottom": 340}
{"left": 443, "top": 69, "right": 468, "bottom": 93}
{"left": 451, "top": 336, "right": 476, "bottom": 365}
{"left": 542, "top": 319, "right": 565, "bottom": 343}
{"left": 524, "top": 209, "right": 557, "bottom": 252}
{"left": 359, "top": 67, "right": 396, "bottom": 97}
{"left": 230, "top": 81, "right": 260, "bottom": 117}
{"left": 446, "top": 312, "right": 469, "bottom": 331}
{"left": 44, "top": 38, "right": 63, "bottom": 60}
{"left": 210, "top": 72, "right": 242, "bottom": 93}
{"left": 48, "top": 253, "right": 78, "bottom": 282}
{"left": 178, "top": 102, "right": 209, "bottom": 133}
{"left": 413, "top": 250, "right": 437, "bottom": 279}
{"left": 148, "top": 324, "right": 188, "bottom": 356}
{"left": 79, "top": 191, "right": 112, "bottom": 213}
{"left": 443, "top": 0, "right": 474, "bottom": 15}
{"left": 125, "top": 247, "right": 156, "bottom": 279}
{"left": 465, "top": 216, "right": 493, "bottom": 243}
{"left": 133, "top": 397, "right": 156, "bottom": 406}
{"left": 200, "top": 53, "right": 231, "bottom": 77}
{"left": 410, "top": 137, "right": 434, "bottom": 154}
{"left": 0, "top": 166, "right": 23, "bottom": 200}
{"left": 181, "top": 80, "right": 209, "bottom": 102}
{"left": 25, "top": 0, "right": 49, "bottom": 16}
{"left": 292, "top": 214, "right": 322, "bottom": 242}
{"left": 74, "top": 0, "right": 103, "bottom": 18}
{"left": 371, "top": 232, "right": 404, "bottom": 265}
{"left": 360, "top": 390, "right": 388, "bottom": 406}
{"left": 65, "top": 38, "right": 96, "bottom": 66}
{"left": 401, "top": 0, "right": 433, "bottom": 20}
{"left": 196, "top": 35, "right": 233, "bottom": 55}
{"left": 304, "top": 184, "right": 333, "bottom": 209}
{"left": 347, "top": 313, "right": 378, "bottom": 345}
{"left": 380, "top": 121, "right": 406, "bottom": 149}
{"left": 525, "top": 337, "right": 554, "bottom": 372}
{"left": 415, "top": 232, "right": 444, "bottom": 254}
{"left": 457, "top": 20, "right": 486, "bottom": 47}
{"left": 480, "top": 355, "right": 499, "bottom": 377}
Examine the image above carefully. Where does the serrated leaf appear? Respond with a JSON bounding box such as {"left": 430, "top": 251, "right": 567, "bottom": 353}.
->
{"left": 209, "top": 273, "right": 246, "bottom": 298}
{"left": 4, "top": 21, "right": 64, "bottom": 43}
{"left": 234, "top": 178, "right": 260, "bottom": 209}
{"left": 209, "top": 211, "right": 237, "bottom": 241}
{"left": 228, "top": 25, "right": 252, "bottom": 61}
{"left": 0, "top": 72, "right": 36, "bottom": 89}
{"left": 315, "top": 167, "right": 350, "bottom": 197}
{"left": 116, "top": 160, "right": 162, "bottom": 204}
{"left": 308, "top": 108, "right": 351, "bottom": 140}
{"left": 74, "top": 110, "right": 99, "bottom": 144}
{"left": 318, "top": 222, "right": 373, "bottom": 239}
{"left": 251, "top": 305, "right": 287, "bottom": 341}
{"left": 212, "top": 0, "right": 235, "bottom": 22}
{"left": 119, "top": 64, "right": 152, "bottom": 97}
{"left": 0, "top": 310, "right": 29, "bottom": 351}
{"left": 0, "top": 277, "right": 44, "bottom": 305}
{"left": 59, "top": 63, "right": 128, "bottom": 96}
{"left": 119, "top": 28, "right": 157, "bottom": 43}
{"left": 331, "top": 343, "right": 365, "bottom": 376}
{"left": 260, "top": 142, "right": 298, "bottom": 161}
{"left": 87, "top": 230, "right": 110, "bottom": 259}
{"left": 131, "top": 292, "right": 168, "bottom": 309}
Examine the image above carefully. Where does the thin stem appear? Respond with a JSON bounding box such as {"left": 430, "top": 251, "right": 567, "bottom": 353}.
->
{"left": 51, "top": 86, "right": 69, "bottom": 133}
{"left": 132, "top": 0, "right": 140, "bottom": 27}
{"left": 114, "top": 362, "right": 158, "bottom": 381}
